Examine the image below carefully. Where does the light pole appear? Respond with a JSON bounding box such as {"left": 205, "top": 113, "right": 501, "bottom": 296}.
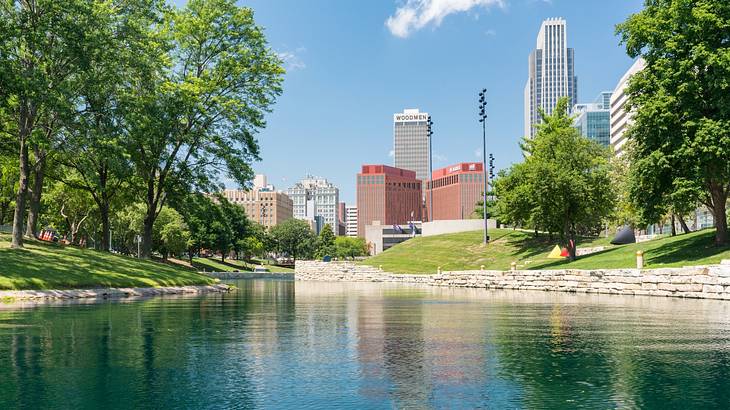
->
{"left": 427, "top": 117, "right": 434, "bottom": 222}
{"left": 478, "top": 89, "right": 489, "bottom": 244}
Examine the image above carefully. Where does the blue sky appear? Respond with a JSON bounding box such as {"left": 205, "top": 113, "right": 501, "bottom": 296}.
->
{"left": 234, "top": 0, "right": 644, "bottom": 203}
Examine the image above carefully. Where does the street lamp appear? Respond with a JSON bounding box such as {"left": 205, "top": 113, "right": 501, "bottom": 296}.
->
{"left": 427, "top": 117, "right": 434, "bottom": 222}
{"left": 478, "top": 89, "right": 489, "bottom": 244}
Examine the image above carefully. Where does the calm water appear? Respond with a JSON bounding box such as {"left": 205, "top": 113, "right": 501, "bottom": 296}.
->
{"left": 1, "top": 280, "right": 730, "bottom": 409}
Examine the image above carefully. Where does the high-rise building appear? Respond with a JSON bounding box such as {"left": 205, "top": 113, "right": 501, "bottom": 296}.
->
{"left": 524, "top": 17, "right": 578, "bottom": 138}
{"left": 610, "top": 58, "right": 646, "bottom": 157}
{"left": 345, "top": 205, "right": 358, "bottom": 237}
{"left": 287, "top": 176, "right": 340, "bottom": 234}
{"left": 573, "top": 91, "right": 612, "bottom": 146}
{"left": 221, "top": 189, "right": 293, "bottom": 229}
{"left": 425, "top": 163, "right": 486, "bottom": 221}
{"left": 357, "top": 165, "right": 422, "bottom": 238}
{"left": 393, "top": 108, "right": 430, "bottom": 182}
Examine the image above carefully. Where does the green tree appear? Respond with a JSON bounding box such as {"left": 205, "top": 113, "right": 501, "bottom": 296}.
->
{"left": 0, "top": 0, "right": 116, "bottom": 247}
{"left": 270, "top": 219, "right": 315, "bottom": 263}
{"left": 315, "top": 224, "right": 336, "bottom": 259}
{"left": 126, "top": 0, "right": 284, "bottom": 258}
{"left": 42, "top": 182, "right": 95, "bottom": 245}
{"left": 153, "top": 207, "right": 190, "bottom": 261}
{"left": 334, "top": 237, "right": 368, "bottom": 260}
{"left": 493, "top": 166, "right": 535, "bottom": 230}
{"left": 499, "top": 98, "right": 615, "bottom": 260}
{"left": 617, "top": 0, "right": 730, "bottom": 246}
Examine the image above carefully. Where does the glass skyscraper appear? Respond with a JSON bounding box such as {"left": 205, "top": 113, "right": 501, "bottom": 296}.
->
{"left": 393, "top": 108, "right": 430, "bottom": 183}
{"left": 573, "top": 91, "right": 612, "bottom": 147}
{"left": 524, "top": 18, "right": 578, "bottom": 138}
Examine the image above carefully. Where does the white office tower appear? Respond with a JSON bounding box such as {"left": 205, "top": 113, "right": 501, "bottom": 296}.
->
{"left": 393, "top": 108, "right": 430, "bottom": 182}
{"left": 345, "top": 205, "right": 358, "bottom": 237}
{"left": 610, "top": 58, "right": 646, "bottom": 157}
{"left": 524, "top": 18, "right": 578, "bottom": 138}
{"left": 287, "top": 176, "right": 340, "bottom": 234}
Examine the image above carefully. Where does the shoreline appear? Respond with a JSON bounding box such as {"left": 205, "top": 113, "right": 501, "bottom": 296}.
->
{"left": 295, "top": 260, "right": 730, "bottom": 300}
{"left": 0, "top": 283, "right": 232, "bottom": 302}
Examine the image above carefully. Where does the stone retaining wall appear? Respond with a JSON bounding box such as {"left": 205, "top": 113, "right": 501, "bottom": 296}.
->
{"left": 0, "top": 284, "right": 232, "bottom": 301}
{"left": 204, "top": 271, "right": 294, "bottom": 280}
{"left": 294, "top": 260, "right": 730, "bottom": 300}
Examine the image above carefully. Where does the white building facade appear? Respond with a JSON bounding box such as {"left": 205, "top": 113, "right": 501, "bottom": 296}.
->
{"left": 524, "top": 17, "right": 577, "bottom": 138}
{"left": 610, "top": 58, "right": 646, "bottom": 157}
{"left": 393, "top": 108, "right": 430, "bottom": 182}
{"left": 287, "top": 176, "right": 340, "bottom": 234}
{"left": 345, "top": 205, "right": 358, "bottom": 237}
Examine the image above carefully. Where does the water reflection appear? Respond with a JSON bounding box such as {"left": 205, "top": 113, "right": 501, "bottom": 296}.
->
{"left": 1, "top": 280, "right": 729, "bottom": 409}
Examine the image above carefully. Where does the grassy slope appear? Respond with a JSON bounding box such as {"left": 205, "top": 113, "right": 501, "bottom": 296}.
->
{"left": 0, "top": 233, "right": 215, "bottom": 290}
{"left": 192, "top": 257, "right": 294, "bottom": 273}
{"left": 363, "top": 228, "right": 730, "bottom": 274}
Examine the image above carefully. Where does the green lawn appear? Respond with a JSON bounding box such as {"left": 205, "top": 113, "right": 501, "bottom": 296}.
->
{"left": 192, "top": 257, "right": 294, "bottom": 273}
{"left": 362, "top": 228, "right": 730, "bottom": 274}
{"left": 0, "top": 233, "right": 215, "bottom": 290}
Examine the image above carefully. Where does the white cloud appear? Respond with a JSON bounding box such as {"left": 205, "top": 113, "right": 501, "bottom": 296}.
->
{"left": 484, "top": 28, "right": 496, "bottom": 37}
{"left": 388, "top": 149, "right": 395, "bottom": 157}
{"left": 278, "top": 49, "right": 306, "bottom": 71}
{"left": 386, "top": 0, "right": 505, "bottom": 38}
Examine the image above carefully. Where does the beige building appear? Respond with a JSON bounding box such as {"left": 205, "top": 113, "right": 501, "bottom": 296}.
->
{"left": 222, "top": 189, "right": 293, "bottom": 229}
{"left": 610, "top": 58, "right": 646, "bottom": 157}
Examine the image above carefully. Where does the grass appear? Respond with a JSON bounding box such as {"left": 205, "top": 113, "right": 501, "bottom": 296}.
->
{"left": 192, "top": 257, "right": 294, "bottom": 273}
{"left": 362, "top": 228, "right": 730, "bottom": 274}
{"left": 0, "top": 233, "right": 215, "bottom": 290}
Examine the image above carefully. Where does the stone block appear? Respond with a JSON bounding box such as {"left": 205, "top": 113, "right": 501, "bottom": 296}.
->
{"left": 674, "top": 284, "right": 703, "bottom": 292}
{"left": 691, "top": 275, "right": 718, "bottom": 284}
{"left": 641, "top": 283, "right": 658, "bottom": 291}
{"left": 703, "top": 284, "right": 724, "bottom": 293}
{"left": 657, "top": 283, "right": 677, "bottom": 292}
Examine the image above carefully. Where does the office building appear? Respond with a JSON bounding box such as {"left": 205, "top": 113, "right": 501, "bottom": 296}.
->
{"left": 393, "top": 108, "right": 431, "bottom": 182}
{"left": 345, "top": 205, "right": 358, "bottom": 237}
{"left": 573, "top": 91, "right": 612, "bottom": 146}
{"left": 356, "top": 165, "right": 422, "bottom": 238}
{"left": 524, "top": 17, "right": 578, "bottom": 138}
{"left": 221, "top": 189, "right": 293, "bottom": 229}
{"left": 425, "top": 163, "right": 485, "bottom": 221}
{"left": 287, "top": 176, "right": 340, "bottom": 234}
{"left": 610, "top": 58, "right": 646, "bottom": 157}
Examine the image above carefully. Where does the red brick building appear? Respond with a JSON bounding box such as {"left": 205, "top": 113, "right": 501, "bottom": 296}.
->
{"left": 357, "top": 165, "right": 422, "bottom": 237}
{"left": 425, "top": 162, "right": 486, "bottom": 221}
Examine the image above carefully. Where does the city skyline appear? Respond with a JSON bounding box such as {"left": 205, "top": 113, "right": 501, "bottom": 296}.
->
{"left": 235, "top": 0, "right": 644, "bottom": 203}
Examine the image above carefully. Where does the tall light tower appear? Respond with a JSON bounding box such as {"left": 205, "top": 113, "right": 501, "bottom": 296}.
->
{"left": 478, "top": 89, "right": 489, "bottom": 244}
{"left": 427, "top": 117, "right": 434, "bottom": 222}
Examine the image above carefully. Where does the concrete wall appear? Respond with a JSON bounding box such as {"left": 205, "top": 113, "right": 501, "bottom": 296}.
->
{"left": 295, "top": 260, "right": 730, "bottom": 300}
{"left": 421, "top": 219, "right": 497, "bottom": 237}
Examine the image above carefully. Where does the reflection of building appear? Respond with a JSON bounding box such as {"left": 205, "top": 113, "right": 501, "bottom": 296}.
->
{"left": 345, "top": 205, "right": 358, "bottom": 237}
{"left": 221, "top": 176, "right": 293, "bottom": 229}
{"left": 393, "top": 108, "right": 430, "bottom": 183}
{"left": 287, "top": 176, "right": 339, "bottom": 234}
{"left": 610, "top": 58, "right": 646, "bottom": 157}
{"left": 425, "top": 162, "right": 485, "bottom": 221}
{"left": 525, "top": 17, "right": 577, "bottom": 138}
{"left": 357, "top": 165, "right": 422, "bottom": 238}
{"left": 573, "top": 92, "right": 612, "bottom": 146}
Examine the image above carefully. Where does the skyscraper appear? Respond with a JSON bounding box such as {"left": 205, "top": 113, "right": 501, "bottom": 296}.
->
{"left": 287, "top": 176, "right": 340, "bottom": 234}
{"left": 524, "top": 17, "right": 577, "bottom": 138}
{"left": 393, "top": 108, "right": 430, "bottom": 182}
{"left": 573, "top": 91, "right": 612, "bottom": 146}
{"left": 610, "top": 58, "right": 646, "bottom": 157}
{"left": 356, "top": 165, "right": 422, "bottom": 238}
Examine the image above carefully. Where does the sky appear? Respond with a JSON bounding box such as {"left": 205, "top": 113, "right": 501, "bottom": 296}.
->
{"left": 228, "top": 0, "right": 645, "bottom": 203}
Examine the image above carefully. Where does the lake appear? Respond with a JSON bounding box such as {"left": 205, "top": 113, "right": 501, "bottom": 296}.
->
{"left": 1, "top": 279, "right": 729, "bottom": 409}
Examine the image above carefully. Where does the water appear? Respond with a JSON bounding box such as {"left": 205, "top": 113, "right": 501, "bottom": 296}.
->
{"left": 1, "top": 279, "right": 730, "bottom": 409}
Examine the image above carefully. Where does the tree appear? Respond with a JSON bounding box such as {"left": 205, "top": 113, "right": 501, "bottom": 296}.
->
{"left": 270, "top": 219, "right": 315, "bottom": 263}
{"left": 42, "top": 182, "right": 95, "bottom": 245}
{"left": 498, "top": 98, "right": 615, "bottom": 260}
{"left": 219, "top": 196, "right": 249, "bottom": 260}
{"left": 0, "top": 0, "right": 116, "bottom": 247}
{"left": 126, "top": 0, "right": 284, "bottom": 258}
{"left": 315, "top": 224, "right": 336, "bottom": 259}
{"left": 617, "top": 0, "right": 730, "bottom": 246}
{"left": 334, "top": 237, "right": 368, "bottom": 260}
{"left": 153, "top": 207, "right": 190, "bottom": 261}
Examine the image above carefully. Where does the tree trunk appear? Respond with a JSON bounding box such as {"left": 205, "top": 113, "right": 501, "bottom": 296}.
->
{"left": 11, "top": 137, "right": 30, "bottom": 248}
{"left": 709, "top": 183, "right": 728, "bottom": 246}
{"left": 679, "top": 216, "right": 691, "bottom": 234}
{"left": 141, "top": 211, "right": 154, "bottom": 259}
{"left": 568, "top": 223, "right": 577, "bottom": 261}
{"left": 99, "top": 202, "right": 111, "bottom": 252}
{"left": 670, "top": 214, "right": 677, "bottom": 237}
{"left": 25, "top": 148, "right": 46, "bottom": 238}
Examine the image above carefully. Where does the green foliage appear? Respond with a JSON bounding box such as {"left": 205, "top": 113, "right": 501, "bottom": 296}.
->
{"left": 270, "top": 219, "right": 315, "bottom": 262}
{"left": 334, "top": 237, "right": 368, "bottom": 260}
{"left": 497, "top": 98, "right": 616, "bottom": 259}
{"left": 616, "top": 0, "right": 730, "bottom": 245}
{"left": 153, "top": 207, "right": 190, "bottom": 260}
{"left": 315, "top": 224, "right": 336, "bottom": 259}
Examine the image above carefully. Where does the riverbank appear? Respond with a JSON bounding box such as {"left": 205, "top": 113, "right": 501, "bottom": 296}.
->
{"left": 295, "top": 260, "right": 730, "bottom": 300}
{"left": 0, "top": 233, "right": 215, "bottom": 290}
{"left": 0, "top": 283, "right": 231, "bottom": 302}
